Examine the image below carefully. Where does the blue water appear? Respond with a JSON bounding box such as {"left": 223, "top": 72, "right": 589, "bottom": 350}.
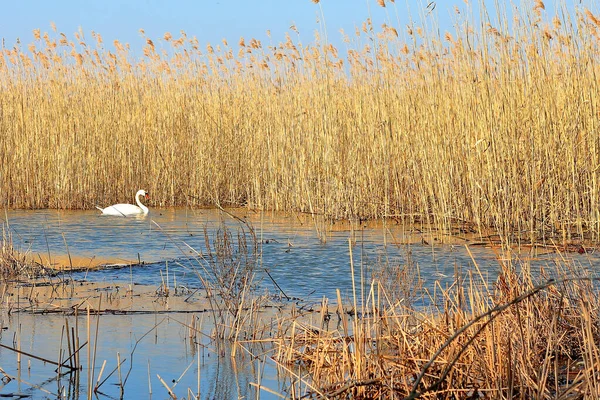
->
{"left": 0, "top": 312, "right": 283, "bottom": 399}
{"left": 3, "top": 208, "right": 506, "bottom": 301}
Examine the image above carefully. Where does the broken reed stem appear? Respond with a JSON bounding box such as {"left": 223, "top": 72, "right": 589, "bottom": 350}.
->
{"left": 171, "top": 358, "right": 196, "bottom": 392}
{"left": 94, "top": 360, "right": 106, "bottom": 392}
{"left": 255, "top": 359, "right": 261, "bottom": 400}
{"left": 349, "top": 238, "right": 357, "bottom": 317}
{"left": 89, "top": 293, "right": 101, "bottom": 398}
{"left": 65, "top": 318, "right": 73, "bottom": 370}
{"left": 0, "top": 342, "right": 78, "bottom": 371}
{"left": 96, "top": 355, "right": 126, "bottom": 391}
{"left": 17, "top": 322, "right": 21, "bottom": 365}
{"left": 197, "top": 340, "right": 200, "bottom": 399}
{"left": 157, "top": 374, "right": 177, "bottom": 399}
{"left": 59, "top": 341, "right": 88, "bottom": 371}
{"left": 336, "top": 288, "right": 348, "bottom": 337}
{"left": 148, "top": 359, "right": 152, "bottom": 396}
{"left": 58, "top": 325, "right": 64, "bottom": 377}
{"left": 86, "top": 305, "right": 90, "bottom": 400}
{"left": 74, "top": 306, "right": 80, "bottom": 369}
{"left": 117, "top": 352, "right": 123, "bottom": 395}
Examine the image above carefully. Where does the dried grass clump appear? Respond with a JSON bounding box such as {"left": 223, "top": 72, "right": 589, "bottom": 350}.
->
{"left": 0, "top": 227, "right": 43, "bottom": 279}
{"left": 269, "top": 256, "right": 600, "bottom": 398}
{"left": 0, "top": 1, "right": 599, "bottom": 244}
{"left": 187, "top": 217, "right": 265, "bottom": 343}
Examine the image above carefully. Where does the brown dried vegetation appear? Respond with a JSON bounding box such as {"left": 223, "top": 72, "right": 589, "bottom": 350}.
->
{"left": 264, "top": 253, "right": 600, "bottom": 398}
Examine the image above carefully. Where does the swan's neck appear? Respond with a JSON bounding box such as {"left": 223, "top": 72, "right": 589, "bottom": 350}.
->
{"left": 136, "top": 193, "right": 149, "bottom": 214}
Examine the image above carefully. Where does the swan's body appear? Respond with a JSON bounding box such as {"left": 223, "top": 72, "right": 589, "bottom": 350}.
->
{"left": 96, "top": 190, "right": 149, "bottom": 216}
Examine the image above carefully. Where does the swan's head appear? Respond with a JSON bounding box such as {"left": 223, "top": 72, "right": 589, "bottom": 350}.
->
{"left": 137, "top": 189, "right": 150, "bottom": 200}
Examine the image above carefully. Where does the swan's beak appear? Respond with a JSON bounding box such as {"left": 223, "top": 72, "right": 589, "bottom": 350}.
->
{"left": 145, "top": 193, "right": 150, "bottom": 199}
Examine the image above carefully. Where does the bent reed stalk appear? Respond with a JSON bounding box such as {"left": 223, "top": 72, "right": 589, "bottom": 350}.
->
{"left": 1, "top": 1, "right": 600, "bottom": 243}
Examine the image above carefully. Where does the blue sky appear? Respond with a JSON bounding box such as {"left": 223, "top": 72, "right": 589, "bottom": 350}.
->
{"left": 0, "top": 0, "right": 426, "bottom": 51}
{"left": 0, "top": 1, "right": 596, "bottom": 53}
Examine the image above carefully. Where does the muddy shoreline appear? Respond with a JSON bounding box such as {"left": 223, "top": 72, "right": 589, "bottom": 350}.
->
{"left": 0, "top": 279, "right": 311, "bottom": 316}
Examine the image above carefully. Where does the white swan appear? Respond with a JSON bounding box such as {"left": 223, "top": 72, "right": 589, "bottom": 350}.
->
{"left": 96, "top": 190, "right": 149, "bottom": 216}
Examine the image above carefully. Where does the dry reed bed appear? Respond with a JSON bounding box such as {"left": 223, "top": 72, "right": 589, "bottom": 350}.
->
{"left": 0, "top": 227, "right": 45, "bottom": 279}
{"left": 1, "top": 1, "right": 600, "bottom": 244}
{"left": 263, "top": 256, "right": 600, "bottom": 399}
